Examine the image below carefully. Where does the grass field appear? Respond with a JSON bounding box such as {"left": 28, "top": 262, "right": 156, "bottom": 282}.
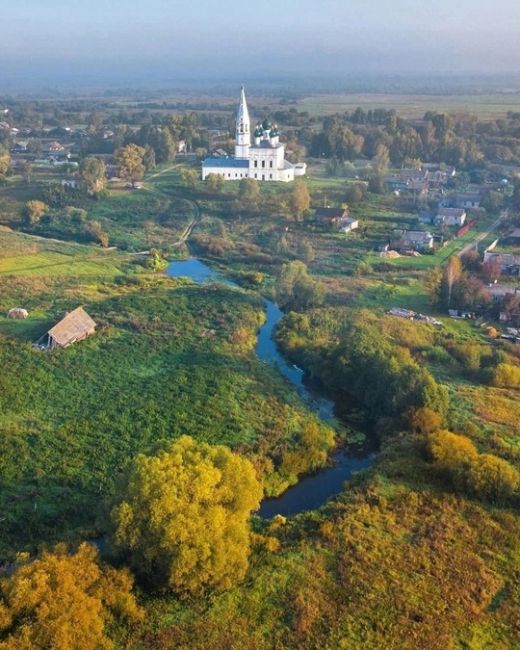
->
{"left": 297, "top": 93, "right": 520, "bottom": 119}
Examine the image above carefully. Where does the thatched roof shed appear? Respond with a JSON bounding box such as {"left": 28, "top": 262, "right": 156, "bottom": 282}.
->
{"left": 35, "top": 307, "right": 96, "bottom": 350}
{"left": 7, "top": 308, "right": 28, "bottom": 319}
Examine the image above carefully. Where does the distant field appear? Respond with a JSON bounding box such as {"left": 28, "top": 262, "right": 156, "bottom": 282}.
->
{"left": 0, "top": 228, "right": 123, "bottom": 277}
{"left": 297, "top": 93, "right": 520, "bottom": 119}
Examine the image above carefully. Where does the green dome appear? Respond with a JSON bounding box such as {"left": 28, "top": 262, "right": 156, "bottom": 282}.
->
{"left": 262, "top": 117, "right": 272, "bottom": 131}
{"left": 254, "top": 125, "right": 263, "bottom": 138}
{"left": 270, "top": 126, "right": 279, "bottom": 137}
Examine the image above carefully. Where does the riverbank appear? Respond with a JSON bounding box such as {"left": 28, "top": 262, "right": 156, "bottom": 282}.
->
{"left": 167, "top": 258, "right": 377, "bottom": 517}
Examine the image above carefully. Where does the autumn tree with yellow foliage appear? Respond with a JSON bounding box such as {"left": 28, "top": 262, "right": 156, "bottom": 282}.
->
{"left": 111, "top": 436, "right": 263, "bottom": 595}
{"left": 0, "top": 543, "right": 142, "bottom": 650}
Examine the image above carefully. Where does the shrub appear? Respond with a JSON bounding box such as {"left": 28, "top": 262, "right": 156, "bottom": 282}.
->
{"left": 491, "top": 363, "right": 520, "bottom": 388}
{"left": 467, "top": 454, "right": 520, "bottom": 501}
{"left": 23, "top": 200, "right": 47, "bottom": 225}
{"left": 408, "top": 407, "right": 442, "bottom": 435}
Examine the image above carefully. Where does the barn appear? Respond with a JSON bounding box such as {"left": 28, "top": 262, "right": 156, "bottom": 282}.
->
{"left": 35, "top": 307, "right": 96, "bottom": 350}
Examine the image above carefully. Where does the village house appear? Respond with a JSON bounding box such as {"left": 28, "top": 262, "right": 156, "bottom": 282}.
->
{"left": 506, "top": 228, "right": 520, "bottom": 245}
{"left": 337, "top": 217, "right": 359, "bottom": 234}
{"left": 483, "top": 251, "right": 520, "bottom": 275}
{"left": 384, "top": 169, "right": 428, "bottom": 193}
{"left": 315, "top": 206, "right": 349, "bottom": 225}
{"left": 34, "top": 307, "right": 96, "bottom": 350}
{"left": 434, "top": 207, "right": 467, "bottom": 227}
{"left": 451, "top": 192, "right": 482, "bottom": 209}
{"left": 393, "top": 229, "right": 434, "bottom": 252}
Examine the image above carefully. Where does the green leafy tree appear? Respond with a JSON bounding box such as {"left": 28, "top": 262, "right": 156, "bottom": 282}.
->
{"left": 0, "top": 543, "right": 142, "bottom": 650}
{"left": 145, "top": 248, "right": 167, "bottom": 272}
{"left": 238, "top": 177, "right": 260, "bottom": 206}
{"left": 277, "top": 261, "right": 324, "bottom": 310}
{"left": 181, "top": 168, "right": 198, "bottom": 190}
{"left": 206, "top": 173, "right": 224, "bottom": 194}
{"left": 115, "top": 144, "right": 145, "bottom": 187}
{"left": 298, "top": 240, "right": 315, "bottom": 264}
{"left": 143, "top": 145, "right": 156, "bottom": 171}
{"left": 111, "top": 436, "right": 263, "bottom": 595}
{"left": 79, "top": 156, "right": 106, "bottom": 195}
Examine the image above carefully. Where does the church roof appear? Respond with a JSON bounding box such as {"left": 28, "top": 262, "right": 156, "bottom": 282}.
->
{"left": 237, "top": 86, "right": 250, "bottom": 127}
{"left": 202, "top": 157, "right": 249, "bottom": 168}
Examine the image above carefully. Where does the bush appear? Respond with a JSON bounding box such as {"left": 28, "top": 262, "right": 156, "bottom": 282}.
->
{"left": 467, "top": 454, "right": 520, "bottom": 501}
{"left": 428, "top": 430, "right": 519, "bottom": 501}
{"left": 23, "top": 200, "right": 47, "bottom": 225}
{"left": 408, "top": 407, "right": 442, "bottom": 435}
{"left": 491, "top": 363, "right": 520, "bottom": 388}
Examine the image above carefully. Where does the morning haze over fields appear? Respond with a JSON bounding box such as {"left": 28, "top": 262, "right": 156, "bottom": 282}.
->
{"left": 0, "top": 1, "right": 519, "bottom": 649}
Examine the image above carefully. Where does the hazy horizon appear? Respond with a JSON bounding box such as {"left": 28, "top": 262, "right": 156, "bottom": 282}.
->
{"left": 2, "top": 0, "right": 520, "bottom": 92}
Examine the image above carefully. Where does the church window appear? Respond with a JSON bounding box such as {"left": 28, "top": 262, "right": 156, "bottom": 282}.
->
{"left": 254, "top": 160, "right": 258, "bottom": 168}
{"left": 262, "top": 160, "right": 265, "bottom": 168}
{"left": 254, "top": 173, "right": 257, "bottom": 179}
{"left": 270, "top": 174, "right": 273, "bottom": 179}
{"left": 262, "top": 174, "right": 265, "bottom": 181}
{"left": 270, "top": 161, "right": 273, "bottom": 168}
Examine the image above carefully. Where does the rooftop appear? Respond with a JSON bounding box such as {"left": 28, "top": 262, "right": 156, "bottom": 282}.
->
{"left": 202, "top": 157, "right": 249, "bottom": 168}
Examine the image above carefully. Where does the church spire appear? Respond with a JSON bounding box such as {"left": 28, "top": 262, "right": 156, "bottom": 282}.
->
{"left": 235, "top": 85, "right": 251, "bottom": 159}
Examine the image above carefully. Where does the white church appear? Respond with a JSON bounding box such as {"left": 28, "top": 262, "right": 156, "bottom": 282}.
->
{"left": 202, "top": 87, "right": 306, "bottom": 182}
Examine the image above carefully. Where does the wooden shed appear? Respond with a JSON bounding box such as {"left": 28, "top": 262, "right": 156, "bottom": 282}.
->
{"left": 35, "top": 307, "right": 96, "bottom": 350}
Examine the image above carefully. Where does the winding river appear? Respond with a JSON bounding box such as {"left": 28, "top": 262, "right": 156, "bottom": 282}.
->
{"left": 167, "top": 258, "right": 376, "bottom": 517}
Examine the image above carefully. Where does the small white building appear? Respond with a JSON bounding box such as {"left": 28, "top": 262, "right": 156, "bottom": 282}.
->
{"left": 435, "top": 207, "right": 467, "bottom": 227}
{"left": 202, "top": 87, "right": 306, "bottom": 183}
{"left": 338, "top": 217, "right": 359, "bottom": 233}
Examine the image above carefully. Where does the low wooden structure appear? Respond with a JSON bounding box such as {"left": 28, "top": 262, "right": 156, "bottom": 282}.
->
{"left": 35, "top": 307, "right": 96, "bottom": 350}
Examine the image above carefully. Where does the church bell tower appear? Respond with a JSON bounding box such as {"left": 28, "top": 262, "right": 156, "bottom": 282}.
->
{"left": 235, "top": 86, "right": 251, "bottom": 160}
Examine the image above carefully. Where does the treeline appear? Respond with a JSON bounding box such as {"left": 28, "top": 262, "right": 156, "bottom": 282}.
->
{"left": 307, "top": 111, "right": 483, "bottom": 168}
{"left": 305, "top": 109, "right": 520, "bottom": 168}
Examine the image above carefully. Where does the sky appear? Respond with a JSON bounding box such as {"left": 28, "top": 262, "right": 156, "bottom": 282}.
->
{"left": 1, "top": 0, "right": 520, "bottom": 90}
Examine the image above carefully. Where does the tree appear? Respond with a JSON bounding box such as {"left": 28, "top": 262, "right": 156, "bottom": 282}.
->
{"left": 206, "top": 173, "right": 224, "bottom": 194}
{"left": 0, "top": 145, "right": 10, "bottom": 176}
{"left": 111, "top": 436, "right": 263, "bottom": 595}
{"left": 424, "top": 266, "right": 442, "bottom": 305}
{"left": 372, "top": 144, "right": 390, "bottom": 175}
{"left": 181, "top": 168, "right": 198, "bottom": 190}
{"left": 115, "top": 144, "right": 145, "bottom": 187}
{"left": 408, "top": 407, "right": 442, "bottom": 435}
{"left": 481, "top": 258, "right": 501, "bottom": 284}
{"left": 143, "top": 145, "right": 156, "bottom": 171}
{"left": 22, "top": 162, "right": 33, "bottom": 184}
{"left": 467, "top": 453, "right": 520, "bottom": 500}
{"left": 0, "top": 543, "right": 142, "bottom": 650}
{"left": 145, "top": 248, "right": 167, "bottom": 272}
{"left": 346, "top": 183, "right": 365, "bottom": 203}
{"left": 277, "top": 261, "right": 324, "bottom": 310}
{"left": 444, "top": 255, "right": 463, "bottom": 307}
{"left": 289, "top": 180, "right": 311, "bottom": 220}
{"left": 367, "top": 175, "right": 385, "bottom": 194}
{"left": 23, "top": 200, "right": 47, "bottom": 225}
{"left": 238, "top": 177, "right": 260, "bottom": 206}
{"left": 79, "top": 157, "right": 106, "bottom": 195}
{"left": 84, "top": 221, "right": 109, "bottom": 248}
{"left": 298, "top": 240, "right": 315, "bottom": 264}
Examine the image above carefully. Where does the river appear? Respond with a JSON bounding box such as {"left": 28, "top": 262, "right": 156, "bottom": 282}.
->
{"left": 167, "top": 258, "right": 376, "bottom": 517}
